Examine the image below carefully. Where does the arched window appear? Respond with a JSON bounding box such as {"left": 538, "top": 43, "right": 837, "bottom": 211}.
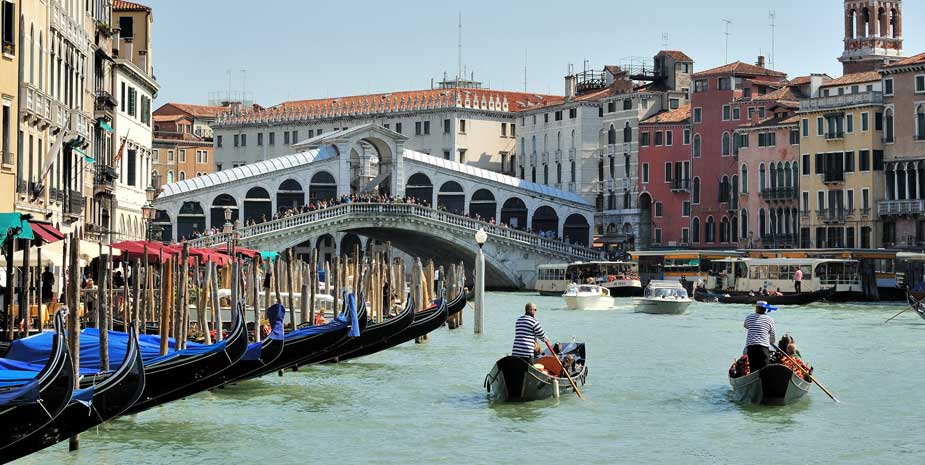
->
{"left": 693, "top": 177, "right": 701, "bottom": 204}
{"left": 531, "top": 166, "right": 536, "bottom": 183}
{"left": 571, "top": 129, "right": 576, "bottom": 148}
{"left": 692, "top": 217, "right": 701, "bottom": 243}
{"left": 556, "top": 162, "right": 562, "bottom": 184}
{"left": 609, "top": 156, "right": 615, "bottom": 178}
{"left": 777, "top": 162, "right": 785, "bottom": 188}
{"left": 29, "top": 25, "right": 34, "bottom": 84}
{"left": 693, "top": 134, "right": 701, "bottom": 157}
{"left": 543, "top": 164, "right": 549, "bottom": 184}
{"left": 720, "top": 217, "right": 730, "bottom": 242}
{"left": 791, "top": 163, "right": 799, "bottom": 190}
{"left": 179, "top": 171, "right": 186, "bottom": 181}
{"left": 769, "top": 163, "right": 777, "bottom": 189}
{"left": 38, "top": 34, "right": 42, "bottom": 86}
{"left": 741, "top": 164, "right": 748, "bottom": 193}
{"left": 740, "top": 209, "right": 748, "bottom": 239}
{"left": 916, "top": 104, "right": 925, "bottom": 140}
{"left": 167, "top": 171, "right": 174, "bottom": 184}
{"left": 520, "top": 137, "right": 525, "bottom": 155}
{"left": 784, "top": 162, "right": 793, "bottom": 188}
{"left": 607, "top": 125, "right": 616, "bottom": 145}
{"left": 722, "top": 132, "right": 730, "bottom": 156}
{"left": 557, "top": 131, "right": 561, "bottom": 150}
{"left": 623, "top": 122, "right": 632, "bottom": 143}
{"left": 758, "top": 208, "right": 766, "bottom": 237}
{"left": 706, "top": 216, "right": 716, "bottom": 243}
{"left": 624, "top": 153, "right": 630, "bottom": 177}
{"left": 759, "top": 163, "right": 766, "bottom": 192}
{"left": 885, "top": 108, "right": 894, "bottom": 142}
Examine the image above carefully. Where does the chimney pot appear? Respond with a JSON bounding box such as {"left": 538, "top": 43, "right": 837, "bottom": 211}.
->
{"left": 757, "top": 56, "right": 766, "bottom": 68}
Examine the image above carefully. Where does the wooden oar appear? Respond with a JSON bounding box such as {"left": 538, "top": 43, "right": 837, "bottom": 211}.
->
{"left": 884, "top": 306, "right": 910, "bottom": 324}
{"left": 771, "top": 343, "right": 839, "bottom": 403}
{"left": 543, "top": 339, "right": 584, "bottom": 400}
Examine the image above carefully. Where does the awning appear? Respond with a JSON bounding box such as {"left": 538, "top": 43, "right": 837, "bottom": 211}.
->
{"left": 0, "top": 213, "right": 34, "bottom": 240}
{"left": 98, "top": 120, "right": 113, "bottom": 132}
{"left": 28, "top": 221, "right": 64, "bottom": 244}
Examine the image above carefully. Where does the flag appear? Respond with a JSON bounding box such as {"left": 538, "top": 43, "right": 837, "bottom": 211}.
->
{"left": 113, "top": 128, "right": 130, "bottom": 164}
{"left": 40, "top": 113, "right": 72, "bottom": 187}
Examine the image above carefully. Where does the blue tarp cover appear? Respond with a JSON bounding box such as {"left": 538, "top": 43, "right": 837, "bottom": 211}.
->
{"left": 0, "top": 367, "right": 40, "bottom": 388}
{"left": 0, "top": 379, "right": 40, "bottom": 406}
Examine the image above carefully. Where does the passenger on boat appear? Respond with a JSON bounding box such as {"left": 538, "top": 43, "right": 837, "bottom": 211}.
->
{"left": 512, "top": 302, "right": 549, "bottom": 360}
{"left": 744, "top": 301, "right": 777, "bottom": 372}
{"left": 794, "top": 268, "right": 803, "bottom": 293}
{"left": 774, "top": 288, "right": 784, "bottom": 296}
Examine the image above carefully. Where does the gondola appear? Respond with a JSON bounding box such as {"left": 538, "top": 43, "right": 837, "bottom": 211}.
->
{"left": 112, "top": 318, "right": 160, "bottom": 335}
{"left": 0, "top": 311, "right": 75, "bottom": 451}
{"left": 728, "top": 363, "right": 811, "bottom": 405}
{"left": 694, "top": 287, "right": 835, "bottom": 305}
{"left": 2, "top": 322, "right": 146, "bottom": 462}
{"left": 484, "top": 342, "right": 588, "bottom": 402}
{"left": 315, "top": 294, "right": 415, "bottom": 364}
{"left": 225, "top": 297, "right": 360, "bottom": 384}
{"left": 119, "top": 302, "right": 247, "bottom": 415}
{"left": 905, "top": 290, "right": 925, "bottom": 320}
{"left": 336, "top": 289, "right": 450, "bottom": 362}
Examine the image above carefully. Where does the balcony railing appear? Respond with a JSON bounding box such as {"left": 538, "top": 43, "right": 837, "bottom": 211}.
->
{"left": 94, "top": 163, "right": 118, "bottom": 190}
{"left": 19, "top": 83, "right": 52, "bottom": 124}
{"left": 606, "top": 144, "right": 616, "bottom": 156}
{"left": 759, "top": 187, "right": 798, "bottom": 201}
{"left": 761, "top": 233, "right": 799, "bottom": 248}
{"left": 817, "top": 208, "right": 850, "bottom": 223}
{"left": 799, "top": 91, "right": 883, "bottom": 111}
{"left": 94, "top": 90, "right": 117, "bottom": 112}
{"left": 670, "top": 178, "right": 691, "bottom": 192}
{"left": 568, "top": 148, "right": 577, "bottom": 160}
{"left": 878, "top": 199, "right": 925, "bottom": 216}
{"left": 825, "top": 131, "right": 845, "bottom": 140}
{"left": 554, "top": 149, "right": 562, "bottom": 163}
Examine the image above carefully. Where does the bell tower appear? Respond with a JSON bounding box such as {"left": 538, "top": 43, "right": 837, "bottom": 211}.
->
{"left": 839, "top": 1, "right": 904, "bottom": 74}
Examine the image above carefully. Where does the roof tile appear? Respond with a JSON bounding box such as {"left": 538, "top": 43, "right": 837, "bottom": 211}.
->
{"left": 641, "top": 104, "right": 690, "bottom": 124}
{"left": 818, "top": 71, "right": 881, "bottom": 88}
{"left": 113, "top": 0, "right": 150, "bottom": 11}
{"left": 692, "top": 61, "right": 787, "bottom": 78}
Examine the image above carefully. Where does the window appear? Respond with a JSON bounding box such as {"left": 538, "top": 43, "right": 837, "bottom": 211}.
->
{"left": 670, "top": 98, "right": 680, "bottom": 110}
{"left": 757, "top": 132, "right": 776, "bottom": 147}
{"left": 790, "top": 129, "right": 800, "bottom": 145}
{"left": 916, "top": 104, "right": 925, "bottom": 140}
{"left": 554, "top": 111, "right": 562, "bottom": 121}
{"left": 415, "top": 121, "right": 422, "bottom": 135}
{"left": 693, "top": 108, "right": 702, "bottom": 123}
{"left": 128, "top": 87, "right": 136, "bottom": 117}
{"left": 654, "top": 229, "right": 662, "bottom": 244}
{"left": 884, "top": 77, "right": 894, "bottom": 96}
{"left": 127, "top": 150, "right": 137, "bottom": 186}
{"left": 741, "top": 164, "right": 748, "bottom": 193}
{"left": 802, "top": 118, "right": 809, "bottom": 137}
{"left": 167, "top": 150, "right": 175, "bottom": 162}
{"left": 654, "top": 131, "right": 663, "bottom": 146}
{"left": 694, "top": 80, "right": 708, "bottom": 93}
{"left": 817, "top": 117, "right": 824, "bottom": 136}
{"left": 607, "top": 101, "right": 616, "bottom": 113}
{"left": 217, "top": 135, "right": 222, "bottom": 148}
{"left": 423, "top": 121, "right": 430, "bottom": 135}
{"left": 257, "top": 133, "right": 263, "bottom": 146}
{"left": 846, "top": 114, "right": 854, "bottom": 133}
{"left": 915, "top": 75, "right": 925, "bottom": 93}
{"left": 240, "top": 134, "right": 247, "bottom": 146}
{"left": 655, "top": 203, "right": 663, "bottom": 217}
{"left": 443, "top": 119, "right": 451, "bottom": 134}
{"left": 683, "top": 201, "right": 691, "bottom": 217}
{"left": 179, "top": 149, "right": 186, "bottom": 162}
{"left": 664, "top": 162, "right": 673, "bottom": 182}
{"left": 395, "top": 123, "right": 402, "bottom": 134}
{"left": 722, "top": 105, "right": 731, "bottom": 121}
{"left": 845, "top": 151, "right": 855, "bottom": 172}
{"left": 722, "top": 132, "right": 731, "bottom": 155}
{"left": 802, "top": 154, "right": 810, "bottom": 175}
{"left": 642, "top": 163, "right": 649, "bottom": 183}
{"left": 665, "top": 130, "right": 673, "bottom": 146}
{"left": 640, "top": 132, "right": 650, "bottom": 146}
{"left": 693, "top": 177, "right": 701, "bottom": 204}
{"left": 501, "top": 123, "right": 507, "bottom": 137}
{"left": 269, "top": 132, "right": 275, "bottom": 145}
{"left": 623, "top": 123, "right": 632, "bottom": 143}
{"left": 802, "top": 192, "right": 809, "bottom": 212}
{"left": 718, "top": 78, "right": 731, "bottom": 90}
{"left": 1, "top": 0, "right": 14, "bottom": 55}
{"left": 284, "top": 132, "right": 290, "bottom": 145}
{"left": 692, "top": 134, "right": 701, "bottom": 158}
{"left": 569, "top": 108, "right": 577, "bottom": 119}
{"left": 152, "top": 149, "right": 159, "bottom": 163}
{"left": 876, "top": 112, "right": 884, "bottom": 131}
{"left": 623, "top": 99, "right": 632, "bottom": 111}
{"left": 233, "top": 135, "right": 239, "bottom": 147}
{"left": 862, "top": 188, "right": 870, "bottom": 212}
{"left": 884, "top": 110, "right": 894, "bottom": 142}
{"left": 749, "top": 108, "right": 756, "bottom": 120}
{"left": 873, "top": 150, "right": 884, "bottom": 171}
{"left": 683, "top": 129, "right": 690, "bottom": 145}
{"left": 292, "top": 131, "right": 298, "bottom": 143}
{"left": 732, "top": 107, "right": 741, "bottom": 120}
{"left": 119, "top": 15, "right": 134, "bottom": 38}
{"left": 815, "top": 153, "right": 823, "bottom": 174}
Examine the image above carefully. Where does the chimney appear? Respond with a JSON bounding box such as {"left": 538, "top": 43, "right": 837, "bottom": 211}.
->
{"left": 123, "top": 37, "right": 134, "bottom": 63}
{"left": 565, "top": 74, "right": 578, "bottom": 99}
{"left": 756, "top": 55, "right": 766, "bottom": 68}
{"left": 809, "top": 73, "right": 828, "bottom": 98}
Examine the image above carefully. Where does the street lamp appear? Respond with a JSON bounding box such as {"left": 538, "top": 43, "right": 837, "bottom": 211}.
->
{"left": 473, "top": 227, "right": 487, "bottom": 334}
{"left": 142, "top": 185, "right": 158, "bottom": 242}
{"left": 223, "top": 207, "right": 233, "bottom": 234}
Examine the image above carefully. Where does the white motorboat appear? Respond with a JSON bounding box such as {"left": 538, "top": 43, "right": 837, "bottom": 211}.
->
{"left": 562, "top": 284, "right": 615, "bottom": 310}
{"left": 634, "top": 280, "right": 692, "bottom": 315}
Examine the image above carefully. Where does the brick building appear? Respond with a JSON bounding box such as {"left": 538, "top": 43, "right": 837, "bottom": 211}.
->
{"left": 637, "top": 104, "right": 691, "bottom": 247}
{"left": 152, "top": 103, "right": 228, "bottom": 187}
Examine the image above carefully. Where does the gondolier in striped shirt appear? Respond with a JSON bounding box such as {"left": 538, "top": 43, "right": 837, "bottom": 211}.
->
{"left": 512, "top": 302, "right": 549, "bottom": 359}
{"left": 744, "top": 301, "right": 777, "bottom": 371}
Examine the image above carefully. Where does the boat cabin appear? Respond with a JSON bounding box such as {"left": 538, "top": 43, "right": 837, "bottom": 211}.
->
{"left": 705, "top": 258, "right": 861, "bottom": 294}
{"left": 644, "top": 280, "right": 688, "bottom": 299}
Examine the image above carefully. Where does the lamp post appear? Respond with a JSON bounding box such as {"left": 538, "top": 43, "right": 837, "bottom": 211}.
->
{"left": 223, "top": 207, "right": 233, "bottom": 234}
{"left": 142, "top": 185, "right": 158, "bottom": 242}
{"left": 474, "top": 227, "right": 487, "bottom": 334}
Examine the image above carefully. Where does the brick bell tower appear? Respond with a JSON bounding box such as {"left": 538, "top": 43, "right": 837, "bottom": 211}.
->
{"left": 839, "top": 0, "right": 904, "bottom": 74}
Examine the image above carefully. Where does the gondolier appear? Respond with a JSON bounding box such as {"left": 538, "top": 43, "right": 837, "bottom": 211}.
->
{"left": 794, "top": 268, "right": 803, "bottom": 293}
{"left": 512, "top": 302, "right": 549, "bottom": 359}
{"left": 743, "top": 301, "right": 777, "bottom": 372}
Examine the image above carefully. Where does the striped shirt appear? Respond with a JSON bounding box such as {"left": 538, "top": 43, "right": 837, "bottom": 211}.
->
{"left": 744, "top": 313, "right": 776, "bottom": 348}
{"left": 512, "top": 314, "right": 547, "bottom": 357}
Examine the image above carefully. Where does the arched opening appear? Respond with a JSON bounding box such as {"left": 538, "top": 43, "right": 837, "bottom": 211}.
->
{"left": 692, "top": 177, "right": 701, "bottom": 203}
{"left": 705, "top": 216, "right": 716, "bottom": 243}
{"left": 741, "top": 164, "right": 748, "bottom": 193}
{"left": 210, "top": 194, "right": 238, "bottom": 230}
{"left": 243, "top": 186, "right": 272, "bottom": 223}
{"left": 531, "top": 206, "right": 559, "bottom": 237}
{"left": 638, "top": 192, "right": 653, "bottom": 246}
{"left": 692, "top": 217, "right": 701, "bottom": 243}
{"left": 340, "top": 233, "right": 363, "bottom": 258}
{"left": 759, "top": 208, "right": 766, "bottom": 238}
{"left": 470, "top": 189, "right": 497, "bottom": 221}
{"left": 623, "top": 122, "right": 632, "bottom": 143}
{"left": 309, "top": 171, "right": 337, "bottom": 203}
{"left": 563, "top": 214, "right": 590, "bottom": 246}
{"left": 607, "top": 125, "right": 616, "bottom": 145}
{"left": 277, "top": 179, "right": 305, "bottom": 212}
{"left": 316, "top": 234, "right": 336, "bottom": 264}
{"left": 500, "top": 197, "right": 527, "bottom": 229}
{"left": 885, "top": 108, "right": 894, "bottom": 141}
{"left": 151, "top": 210, "right": 172, "bottom": 242}
{"left": 720, "top": 216, "right": 730, "bottom": 243}
{"left": 406, "top": 173, "right": 433, "bottom": 206}
{"left": 740, "top": 209, "right": 748, "bottom": 241}
{"left": 776, "top": 162, "right": 785, "bottom": 189}
{"left": 437, "top": 181, "right": 465, "bottom": 215}
{"left": 916, "top": 104, "right": 925, "bottom": 140}
{"left": 722, "top": 132, "right": 730, "bottom": 156}
{"left": 177, "top": 201, "right": 206, "bottom": 241}
{"left": 759, "top": 163, "right": 766, "bottom": 192}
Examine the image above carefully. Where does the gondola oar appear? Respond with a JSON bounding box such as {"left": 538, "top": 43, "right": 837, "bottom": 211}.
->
{"left": 771, "top": 343, "right": 839, "bottom": 403}
{"left": 884, "top": 306, "right": 910, "bottom": 324}
{"left": 544, "top": 339, "right": 584, "bottom": 400}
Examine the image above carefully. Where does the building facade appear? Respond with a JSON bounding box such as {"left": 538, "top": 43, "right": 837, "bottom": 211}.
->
{"left": 840, "top": 0, "right": 904, "bottom": 74}
{"left": 0, "top": 0, "right": 17, "bottom": 211}
{"left": 637, "top": 104, "right": 691, "bottom": 247}
{"left": 152, "top": 102, "right": 228, "bottom": 188}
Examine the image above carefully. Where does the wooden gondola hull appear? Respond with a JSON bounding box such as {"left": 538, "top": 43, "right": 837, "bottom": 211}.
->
{"left": 313, "top": 299, "right": 414, "bottom": 364}
{"left": 4, "top": 324, "right": 147, "bottom": 462}
{"left": 485, "top": 356, "right": 588, "bottom": 402}
{"left": 729, "top": 364, "right": 811, "bottom": 405}
{"left": 0, "top": 312, "right": 75, "bottom": 452}
{"left": 695, "top": 288, "right": 835, "bottom": 305}
{"left": 905, "top": 292, "right": 925, "bottom": 320}
{"left": 336, "top": 294, "right": 448, "bottom": 362}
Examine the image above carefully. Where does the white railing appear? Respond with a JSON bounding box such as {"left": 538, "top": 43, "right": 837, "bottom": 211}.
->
{"left": 189, "top": 202, "right": 603, "bottom": 261}
{"left": 878, "top": 199, "right": 925, "bottom": 215}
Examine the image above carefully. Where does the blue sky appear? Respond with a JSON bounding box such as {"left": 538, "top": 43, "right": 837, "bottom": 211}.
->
{"left": 150, "top": 0, "right": 923, "bottom": 107}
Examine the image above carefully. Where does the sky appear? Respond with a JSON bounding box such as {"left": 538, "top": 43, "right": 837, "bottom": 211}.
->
{"left": 149, "top": 0, "right": 924, "bottom": 108}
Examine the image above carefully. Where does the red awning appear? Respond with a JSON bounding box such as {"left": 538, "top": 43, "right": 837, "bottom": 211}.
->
{"left": 218, "top": 247, "right": 259, "bottom": 258}
{"left": 29, "top": 221, "right": 65, "bottom": 244}
{"left": 111, "top": 241, "right": 176, "bottom": 262}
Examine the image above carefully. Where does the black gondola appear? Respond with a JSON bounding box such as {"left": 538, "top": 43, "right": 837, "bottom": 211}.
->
{"left": 905, "top": 290, "right": 925, "bottom": 320}
{"left": 112, "top": 318, "right": 159, "bottom": 335}
{"left": 728, "top": 363, "right": 811, "bottom": 405}
{"left": 694, "top": 287, "right": 835, "bottom": 305}
{"left": 3, "top": 322, "right": 146, "bottom": 462}
{"left": 484, "top": 342, "right": 588, "bottom": 402}
{"left": 119, "top": 302, "right": 247, "bottom": 416}
{"left": 337, "top": 289, "right": 449, "bottom": 362}
{"left": 0, "top": 311, "right": 74, "bottom": 451}
{"left": 314, "top": 295, "right": 415, "bottom": 364}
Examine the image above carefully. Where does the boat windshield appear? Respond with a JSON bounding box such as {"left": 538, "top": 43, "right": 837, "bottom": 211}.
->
{"left": 645, "top": 287, "right": 688, "bottom": 299}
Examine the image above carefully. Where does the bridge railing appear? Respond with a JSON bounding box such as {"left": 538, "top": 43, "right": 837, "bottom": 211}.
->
{"left": 189, "top": 202, "right": 604, "bottom": 261}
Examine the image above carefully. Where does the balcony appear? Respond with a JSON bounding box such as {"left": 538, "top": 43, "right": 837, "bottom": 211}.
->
{"left": 799, "top": 209, "right": 811, "bottom": 218}
{"left": 759, "top": 187, "right": 798, "bottom": 201}
{"left": 94, "top": 164, "right": 118, "bottom": 193}
{"left": 817, "top": 208, "right": 850, "bottom": 223}
{"left": 878, "top": 199, "right": 925, "bottom": 216}
{"left": 799, "top": 91, "right": 883, "bottom": 112}
{"left": 823, "top": 171, "right": 845, "bottom": 184}
{"left": 825, "top": 131, "right": 845, "bottom": 140}
{"left": 568, "top": 148, "right": 577, "bottom": 160}
{"left": 94, "top": 90, "right": 117, "bottom": 115}
{"left": 19, "top": 83, "right": 52, "bottom": 127}
{"left": 49, "top": 187, "right": 64, "bottom": 204}
{"left": 606, "top": 144, "right": 616, "bottom": 156}
{"left": 65, "top": 190, "right": 86, "bottom": 217}
{"left": 670, "top": 178, "right": 691, "bottom": 192}
{"left": 761, "top": 233, "right": 799, "bottom": 248}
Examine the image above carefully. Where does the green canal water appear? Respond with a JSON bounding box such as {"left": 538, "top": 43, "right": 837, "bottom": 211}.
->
{"left": 13, "top": 293, "right": 925, "bottom": 465}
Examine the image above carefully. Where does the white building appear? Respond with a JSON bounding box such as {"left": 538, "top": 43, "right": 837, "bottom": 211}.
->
{"left": 211, "top": 79, "right": 558, "bottom": 176}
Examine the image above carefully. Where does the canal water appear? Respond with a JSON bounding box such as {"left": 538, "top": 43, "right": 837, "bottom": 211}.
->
{"left": 14, "top": 293, "right": 925, "bottom": 465}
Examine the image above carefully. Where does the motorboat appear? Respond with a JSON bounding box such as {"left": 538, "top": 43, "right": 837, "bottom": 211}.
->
{"left": 562, "top": 284, "right": 614, "bottom": 310}
{"left": 634, "top": 280, "right": 692, "bottom": 315}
